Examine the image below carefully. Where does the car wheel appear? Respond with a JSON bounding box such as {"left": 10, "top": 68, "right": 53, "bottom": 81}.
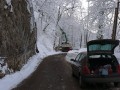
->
{"left": 79, "top": 76, "right": 85, "bottom": 88}
{"left": 114, "top": 82, "right": 119, "bottom": 87}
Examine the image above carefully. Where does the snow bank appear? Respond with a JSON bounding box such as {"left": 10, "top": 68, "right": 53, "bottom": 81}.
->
{"left": 0, "top": 51, "right": 61, "bottom": 90}
{"left": 37, "top": 33, "right": 55, "bottom": 56}
{"left": 115, "top": 53, "right": 120, "bottom": 64}
{"left": 0, "top": 54, "right": 41, "bottom": 90}
{"left": 0, "top": 31, "right": 61, "bottom": 90}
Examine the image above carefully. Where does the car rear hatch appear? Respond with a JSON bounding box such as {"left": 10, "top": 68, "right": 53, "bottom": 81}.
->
{"left": 86, "top": 39, "right": 120, "bottom": 77}
{"left": 87, "top": 39, "right": 119, "bottom": 55}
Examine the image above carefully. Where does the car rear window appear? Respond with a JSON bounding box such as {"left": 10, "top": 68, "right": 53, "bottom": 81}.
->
{"left": 89, "top": 44, "right": 114, "bottom": 51}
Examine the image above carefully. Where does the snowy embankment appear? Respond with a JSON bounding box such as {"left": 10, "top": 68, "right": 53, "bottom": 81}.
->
{"left": 0, "top": 34, "right": 61, "bottom": 90}
{"left": 114, "top": 53, "right": 120, "bottom": 64}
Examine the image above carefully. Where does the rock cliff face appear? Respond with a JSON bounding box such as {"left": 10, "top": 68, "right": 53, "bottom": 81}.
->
{"left": 0, "top": 0, "right": 36, "bottom": 71}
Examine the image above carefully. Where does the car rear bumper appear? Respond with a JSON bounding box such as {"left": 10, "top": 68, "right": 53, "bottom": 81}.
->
{"left": 84, "top": 75, "right": 120, "bottom": 83}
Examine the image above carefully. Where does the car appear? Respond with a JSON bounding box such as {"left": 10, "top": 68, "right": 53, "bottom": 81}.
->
{"left": 70, "top": 39, "right": 120, "bottom": 88}
{"left": 60, "top": 43, "right": 72, "bottom": 52}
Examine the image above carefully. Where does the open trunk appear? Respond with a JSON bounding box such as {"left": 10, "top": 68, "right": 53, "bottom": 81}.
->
{"left": 88, "top": 56, "right": 119, "bottom": 76}
{"left": 86, "top": 39, "right": 120, "bottom": 76}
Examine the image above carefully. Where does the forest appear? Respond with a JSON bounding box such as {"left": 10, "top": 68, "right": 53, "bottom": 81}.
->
{"left": 0, "top": 0, "right": 120, "bottom": 89}
{"left": 33, "top": 0, "right": 120, "bottom": 49}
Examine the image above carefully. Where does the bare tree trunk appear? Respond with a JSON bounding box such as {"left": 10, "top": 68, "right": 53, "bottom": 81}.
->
{"left": 112, "top": 0, "right": 119, "bottom": 40}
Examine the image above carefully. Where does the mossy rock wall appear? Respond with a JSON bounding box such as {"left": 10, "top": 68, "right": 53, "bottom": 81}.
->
{"left": 0, "top": 0, "right": 36, "bottom": 71}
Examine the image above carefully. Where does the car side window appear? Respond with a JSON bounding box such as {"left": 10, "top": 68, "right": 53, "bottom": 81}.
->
{"left": 75, "top": 53, "right": 86, "bottom": 62}
{"left": 75, "top": 53, "right": 82, "bottom": 62}
{"left": 80, "top": 54, "right": 86, "bottom": 60}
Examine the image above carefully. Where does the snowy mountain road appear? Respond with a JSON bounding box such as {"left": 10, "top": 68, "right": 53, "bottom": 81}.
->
{"left": 12, "top": 54, "right": 120, "bottom": 90}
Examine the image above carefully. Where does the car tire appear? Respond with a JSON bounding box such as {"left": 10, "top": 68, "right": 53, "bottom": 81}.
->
{"left": 114, "top": 82, "right": 119, "bottom": 87}
{"left": 79, "top": 76, "right": 85, "bottom": 88}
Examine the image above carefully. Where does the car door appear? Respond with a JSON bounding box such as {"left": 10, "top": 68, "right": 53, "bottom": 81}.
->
{"left": 72, "top": 53, "right": 86, "bottom": 77}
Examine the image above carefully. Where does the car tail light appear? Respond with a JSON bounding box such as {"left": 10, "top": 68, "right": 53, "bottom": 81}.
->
{"left": 108, "top": 68, "right": 112, "bottom": 74}
{"left": 117, "top": 65, "right": 120, "bottom": 74}
{"left": 82, "top": 65, "right": 90, "bottom": 75}
{"left": 68, "top": 48, "right": 72, "bottom": 51}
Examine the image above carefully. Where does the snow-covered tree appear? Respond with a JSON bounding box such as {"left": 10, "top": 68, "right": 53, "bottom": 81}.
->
{"left": 33, "top": 0, "right": 84, "bottom": 49}
{"left": 86, "top": 0, "right": 116, "bottom": 39}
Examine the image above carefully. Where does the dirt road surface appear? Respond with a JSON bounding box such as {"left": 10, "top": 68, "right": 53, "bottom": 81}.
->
{"left": 12, "top": 54, "right": 120, "bottom": 90}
